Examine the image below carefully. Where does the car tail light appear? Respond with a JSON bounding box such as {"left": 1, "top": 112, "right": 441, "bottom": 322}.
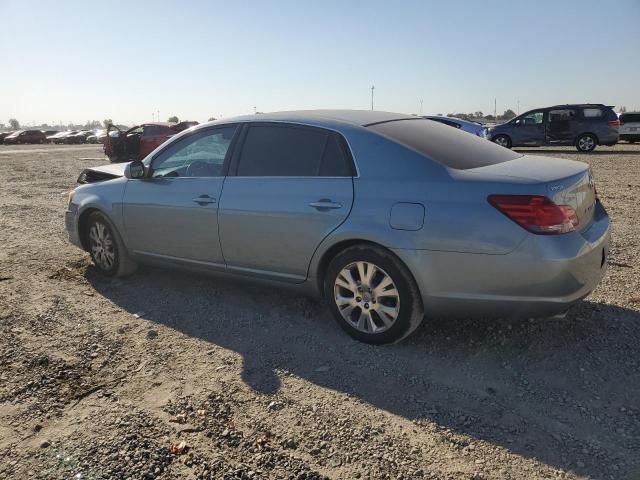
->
{"left": 488, "top": 195, "right": 579, "bottom": 234}
{"left": 608, "top": 120, "right": 620, "bottom": 127}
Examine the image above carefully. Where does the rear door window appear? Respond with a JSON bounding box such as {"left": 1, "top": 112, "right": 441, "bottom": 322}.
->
{"left": 236, "top": 124, "right": 354, "bottom": 177}
{"left": 548, "top": 109, "right": 577, "bottom": 122}
{"left": 583, "top": 108, "right": 603, "bottom": 118}
{"left": 368, "top": 118, "right": 521, "bottom": 170}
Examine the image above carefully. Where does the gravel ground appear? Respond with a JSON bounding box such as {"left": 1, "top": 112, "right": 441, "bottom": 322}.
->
{"left": 0, "top": 143, "right": 638, "bottom": 480}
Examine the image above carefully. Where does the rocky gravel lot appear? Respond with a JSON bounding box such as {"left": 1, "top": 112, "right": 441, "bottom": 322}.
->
{"left": 0, "top": 143, "right": 638, "bottom": 480}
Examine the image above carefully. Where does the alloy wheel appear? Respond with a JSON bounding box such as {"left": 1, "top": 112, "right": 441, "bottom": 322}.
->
{"left": 494, "top": 136, "right": 510, "bottom": 148}
{"left": 89, "top": 221, "right": 116, "bottom": 271}
{"left": 578, "top": 136, "right": 595, "bottom": 151}
{"left": 333, "top": 261, "right": 400, "bottom": 334}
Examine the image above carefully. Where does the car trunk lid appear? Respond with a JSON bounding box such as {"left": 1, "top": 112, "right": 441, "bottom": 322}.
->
{"left": 461, "top": 155, "right": 597, "bottom": 231}
{"left": 546, "top": 168, "right": 597, "bottom": 231}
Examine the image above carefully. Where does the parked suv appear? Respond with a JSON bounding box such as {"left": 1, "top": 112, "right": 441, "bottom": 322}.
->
{"left": 619, "top": 113, "right": 640, "bottom": 143}
{"left": 488, "top": 104, "right": 619, "bottom": 152}
{"left": 3, "top": 129, "right": 48, "bottom": 144}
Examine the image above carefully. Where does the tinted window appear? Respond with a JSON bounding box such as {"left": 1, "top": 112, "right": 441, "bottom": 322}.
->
{"left": 237, "top": 125, "right": 353, "bottom": 177}
{"left": 620, "top": 113, "right": 640, "bottom": 123}
{"left": 548, "top": 109, "right": 577, "bottom": 122}
{"left": 319, "top": 134, "right": 353, "bottom": 176}
{"left": 151, "top": 126, "right": 236, "bottom": 178}
{"left": 368, "top": 118, "right": 521, "bottom": 170}
{"left": 583, "top": 108, "right": 603, "bottom": 118}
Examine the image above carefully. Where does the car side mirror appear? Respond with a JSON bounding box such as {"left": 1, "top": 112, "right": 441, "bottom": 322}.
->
{"left": 513, "top": 119, "right": 522, "bottom": 127}
{"left": 124, "top": 160, "right": 146, "bottom": 179}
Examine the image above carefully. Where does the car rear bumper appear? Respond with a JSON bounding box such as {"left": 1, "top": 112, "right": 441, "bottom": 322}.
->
{"left": 393, "top": 201, "right": 610, "bottom": 319}
{"left": 65, "top": 204, "right": 83, "bottom": 249}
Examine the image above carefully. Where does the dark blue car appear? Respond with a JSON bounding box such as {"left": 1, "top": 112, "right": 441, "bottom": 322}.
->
{"left": 488, "top": 104, "right": 619, "bottom": 152}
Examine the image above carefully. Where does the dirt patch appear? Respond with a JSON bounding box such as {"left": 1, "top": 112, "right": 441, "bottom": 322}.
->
{"left": 0, "top": 144, "right": 639, "bottom": 479}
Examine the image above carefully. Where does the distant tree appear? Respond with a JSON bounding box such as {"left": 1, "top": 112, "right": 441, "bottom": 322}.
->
{"left": 474, "top": 111, "right": 484, "bottom": 119}
{"left": 436, "top": 113, "right": 442, "bottom": 116}
{"left": 9, "top": 118, "right": 20, "bottom": 130}
{"left": 168, "top": 116, "right": 179, "bottom": 123}
{"left": 208, "top": 117, "right": 217, "bottom": 121}
{"left": 40, "top": 123, "right": 49, "bottom": 128}
{"left": 485, "top": 114, "right": 496, "bottom": 121}
{"left": 103, "top": 119, "right": 113, "bottom": 128}
{"left": 501, "top": 109, "right": 516, "bottom": 120}
{"left": 620, "top": 106, "right": 627, "bottom": 113}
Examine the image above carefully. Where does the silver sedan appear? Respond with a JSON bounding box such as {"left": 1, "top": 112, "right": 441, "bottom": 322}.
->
{"left": 65, "top": 110, "right": 609, "bottom": 344}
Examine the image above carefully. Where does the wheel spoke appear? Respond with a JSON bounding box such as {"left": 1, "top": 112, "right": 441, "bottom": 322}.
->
{"left": 357, "top": 310, "right": 370, "bottom": 331}
{"left": 356, "top": 262, "right": 375, "bottom": 286}
{"left": 376, "top": 305, "right": 399, "bottom": 322}
{"left": 336, "top": 268, "right": 358, "bottom": 293}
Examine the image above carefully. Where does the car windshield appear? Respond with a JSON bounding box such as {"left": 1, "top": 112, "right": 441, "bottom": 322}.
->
{"left": 368, "top": 118, "right": 521, "bottom": 170}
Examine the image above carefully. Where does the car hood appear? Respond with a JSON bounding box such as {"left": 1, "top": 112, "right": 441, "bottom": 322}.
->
{"left": 77, "top": 162, "right": 128, "bottom": 184}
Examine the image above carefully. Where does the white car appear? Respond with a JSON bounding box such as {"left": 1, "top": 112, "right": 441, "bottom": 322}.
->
{"left": 619, "top": 113, "right": 640, "bottom": 143}
{"left": 424, "top": 116, "right": 488, "bottom": 139}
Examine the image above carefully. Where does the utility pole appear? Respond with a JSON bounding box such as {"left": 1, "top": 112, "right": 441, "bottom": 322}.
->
{"left": 370, "top": 85, "right": 375, "bottom": 111}
{"left": 494, "top": 98, "right": 497, "bottom": 121}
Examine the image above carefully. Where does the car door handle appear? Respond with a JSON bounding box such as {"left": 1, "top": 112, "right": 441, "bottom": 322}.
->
{"left": 192, "top": 195, "right": 217, "bottom": 205}
{"left": 309, "top": 200, "right": 342, "bottom": 210}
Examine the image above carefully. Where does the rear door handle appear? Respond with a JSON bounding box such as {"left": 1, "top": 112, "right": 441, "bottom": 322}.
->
{"left": 309, "top": 200, "right": 342, "bottom": 210}
{"left": 192, "top": 194, "right": 217, "bottom": 205}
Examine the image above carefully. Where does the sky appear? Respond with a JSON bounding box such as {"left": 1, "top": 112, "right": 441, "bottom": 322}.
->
{"left": 1, "top": 0, "right": 639, "bottom": 127}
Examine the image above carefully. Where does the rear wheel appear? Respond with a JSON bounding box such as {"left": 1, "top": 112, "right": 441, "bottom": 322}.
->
{"left": 493, "top": 134, "right": 512, "bottom": 149}
{"left": 576, "top": 133, "right": 597, "bottom": 152}
{"left": 86, "top": 212, "right": 137, "bottom": 277}
{"left": 324, "top": 245, "right": 424, "bottom": 344}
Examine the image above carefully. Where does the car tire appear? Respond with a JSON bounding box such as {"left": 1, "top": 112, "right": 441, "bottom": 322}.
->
{"left": 493, "top": 134, "right": 512, "bottom": 149}
{"left": 324, "top": 244, "right": 424, "bottom": 344}
{"left": 86, "top": 211, "right": 137, "bottom": 277}
{"left": 576, "top": 133, "right": 597, "bottom": 152}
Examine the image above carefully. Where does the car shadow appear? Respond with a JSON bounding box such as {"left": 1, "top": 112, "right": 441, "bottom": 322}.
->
{"left": 514, "top": 148, "right": 639, "bottom": 155}
{"left": 86, "top": 265, "right": 639, "bottom": 479}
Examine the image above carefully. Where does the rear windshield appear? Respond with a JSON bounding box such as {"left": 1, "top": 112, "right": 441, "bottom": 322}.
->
{"left": 620, "top": 113, "right": 640, "bottom": 123}
{"left": 368, "top": 118, "right": 521, "bottom": 170}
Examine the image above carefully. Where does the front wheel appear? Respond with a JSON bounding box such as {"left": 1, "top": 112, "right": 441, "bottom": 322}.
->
{"left": 576, "top": 134, "right": 597, "bottom": 152}
{"left": 492, "top": 134, "right": 512, "bottom": 149}
{"left": 324, "top": 245, "right": 424, "bottom": 344}
{"left": 86, "top": 212, "right": 137, "bottom": 277}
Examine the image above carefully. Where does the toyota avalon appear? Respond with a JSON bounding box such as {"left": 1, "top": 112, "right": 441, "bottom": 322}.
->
{"left": 65, "top": 110, "right": 609, "bottom": 344}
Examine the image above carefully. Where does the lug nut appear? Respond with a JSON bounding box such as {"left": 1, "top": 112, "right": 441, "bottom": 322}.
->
{"left": 356, "top": 297, "right": 362, "bottom": 302}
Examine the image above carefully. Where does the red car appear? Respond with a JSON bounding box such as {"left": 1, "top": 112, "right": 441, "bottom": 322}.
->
{"left": 104, "top": 122, "right": 197, "bottom": 163}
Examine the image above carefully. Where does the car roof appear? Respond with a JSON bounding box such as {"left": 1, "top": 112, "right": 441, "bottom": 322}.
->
{"left": 221, "top": 110, "right": 415, "bottom": 128}
{"left": 533, "top": 104, "right": 614, "bottom": 110}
